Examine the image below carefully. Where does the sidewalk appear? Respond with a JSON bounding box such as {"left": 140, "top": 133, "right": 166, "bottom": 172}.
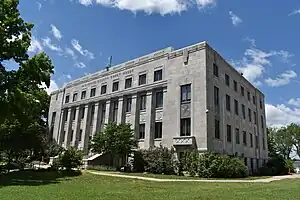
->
{"left": 87, "top": 171, "right": 300, "bottom": 183}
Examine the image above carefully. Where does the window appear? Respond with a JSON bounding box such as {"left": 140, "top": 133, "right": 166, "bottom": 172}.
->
{"left": 90, "top": 88, "right": 96, "bottom": 97}
{"left": 214, "top": 86, "right": 219, "bottom": 107}
{"left": 70, "top": 130, "right": 74, "bottom": 142}
{"left": 139, "top": 124, "right": 145, "bottom": 139}
{"left": 81, "top": 91, "right": 86, "bottom": 99}
{"left": 244, "top": 158, "right": 247, "bottom": 167}
{"left": 255, "top": 135, "right": 258, "bottom": 149}
{"left": 242, "top": 104, "right": 246, "bottom": 119}
{"left": 65, "top": 95, "right": 70, "bottom": 103}
{"left": 250, "top": 133, "right": 253, "bottom": 147}
{"left": 79, "top": 129, "right": 82, "bottom": 142}
{"left": 227, "top": 125, "right": 232, "bottom": 142}
{"left": 125, "top": 78, "right": 132, "bottom": 89}
{"left": 156, "top": 91, "right": 163, "bottom": 108}
{"left": 226, "top": 95, "right": 231, "bottom": 111}
{"left": 213, "top": 64, "right": 219, "bottom": 77}
{"left": 234, "top": 99, "right": 239, "bottom": 115}
{"left": 254, "top": 111, "right": 257, "bottom": 124}
{"left": 250, "top": 158, "right": 254, "bottom": 171}
{"left": 140, "top": 94, "right": 147, "bottom": 110}
{"left": 90, "top": 104, "right": 95, "bottom": 125}
{"left": 241, "top": 86, "right": 245, "bottom": 96}
{"left": 55, "top": 93, "right": 58, "bottom": 100}
{"left": 260, "top": 99, "right": 263, "bottom": 109}
{"left": 81, "top": 107, "right": 85, "bottom": 119}
{"left": 125, "top": 96, "right": 132, "bottom": 113}
{"left": 180, "top": 118, "right": 191, "bottom": 136}
{"left": 261, "top": 116, "right": 264, "bottom": 129}
{"left": 253, "top": 96, "right": 256, "bottom": 105}
{"left": 64, "top": 110, "right": 68, "bottom": 121}
{"left": 100, "top": 104, "right": 106, "bottom": 124}
{"left": 236, "top": 128, "right": 240, "bottom": 144}
{"left": 215, "top": 119, "right": 220, "bottom": 139}
{"left": 263, "top": 136, "right": 266, "bottom": 150}
{"left": 243, "top": 131, "right": 247, "bottom": 146}
{"left": 234, "top": 81, "right": 238, "bottom": 92}
{"left": 155, "top": 122, "right": 162, "bottom": 139}
{"left": 72, "top": 109, "right": 76, "bottom": 121}
{"left": 101, "top": 85, "right": 107, "bottom": 94}
{"left": 154, "top": 69, "right": 162, "bottom": 82}
{"left": 247, "top": 91, "right": 250, "bottom": 101}
{"left": 51, "top": 112, "right": 56, "bottom": 126}
{"left": 248, "top": 108, "right": 252, "bottom": 122}
{"left": 139, "top": 74, "right": 147, "bottom": 85}
{"left": 73, "top": 93, "right": 78, "bottom": 102}
{"left": 181, "top": 84, "right": 191, "bottom": 102}
{"left": 112, "top": 100, "right": 118, "bottom": 122}
{"left": 112, "top": 82, "right": 119, "bottom": 92}
{"left": 62, "top": 131, "right": 66, "bottom": 142}
{"left": 225, "top": 74, "right": 230, "bottom": 86}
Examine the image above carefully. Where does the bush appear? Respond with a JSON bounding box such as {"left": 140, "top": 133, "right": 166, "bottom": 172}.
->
{"left": 258, "top": 157, "right": 293, "bottom": 176}
{"left": 58, "top": 146, "right": 83, "bottom": 171}
{"left": 182, "top": 152, "right": 247, "bottom": 178}
{"left": 132, "top": 151, "right": 145, "bottom": 172}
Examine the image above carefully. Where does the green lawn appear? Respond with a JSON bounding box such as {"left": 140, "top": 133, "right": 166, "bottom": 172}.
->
{"left": 0, "top": 171, "right": 299, "bottom": 200}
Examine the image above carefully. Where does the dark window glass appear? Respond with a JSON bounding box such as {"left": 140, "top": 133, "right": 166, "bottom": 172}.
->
{"left": 126, "top": 96, "right": 132, "bottom": 113}
{"left": 112, "top": 100, "right": 118, "bottom": 122}
{"left": 261, "top": 116, "right": 264, "bottom": 129}
{"left": 72, "top": 109, "right": 76, "bottom": 121}
{"left": 242, "top": 104, "right": 246, "bottom": 119}
{"left": 250, "top": 133, "right": 253, "bottom": 147}
{"left": 248, "top": 108, "right": 252, "bottom": 122}
{"left": 81, "top": 91, "right": 86, "bottom": 99}
{"left": 101, "top": 85, "right": 107, "bottom": 94}
{"left": 254, "top": 111, "right": 257, "bottom": 124}
{"left": 214, "top": 86, "right": 219, "bottom": 107}
{"left": 65, "top": 95, "right": 70, "bottom": 103}
{"left": 139, "top": 124, "right": 145, "bottom": 139}
{"left": 79, "top": 129, "right": 82, "bottom": 141}
{"left": 64, "top": 110, "right": 68, "bottom": 121}
{"left": 213, "top": 64, "right": 219, "bottom": 77}
{"left": 241, "top": 86, "right": 245, "bottom": 96}
{"left": 226, "top": 95, "right": 231, "bottom": 111}
{"left": 112, "top": 82, "right": 119, "bottom": 92}
{"left": 180, "top": 118, "right": 191, "bottom": 136}
{"left": 234, "top": 81, "right": 238, "bottom": 92}
{"left": 125, "top": 78, "right": 132, "bottom": 89}
{"left": 140, "top": 94, "right": 147, "bottom": 110}
{"left": 181, "top": 84, "right": 191, "bottom": 102}
{"left": 90, "top": 88, "right": 96, "bottom": 97}
{"left": 70, "top": 130, "right": 74, "bottom": 142}
{"left": 62, "top": 131, "right": 66, "bottom": 142}
{"left": 227, "top": 125, "right": 232, "bottom": 142}
{"left": 243, "top": 131, "right": 247, "bottom": 145}
{"left": 236, "top": 128, "right": 240, "bottom": 144}
{"left": 51, "top": 112, "right": 56, "bottom": 126}
{"left": 156, "top": 91, "right": 163, "bottom": 108}
{"left": 215, "top": 119, "right": 220, "bottom": 139}
{"left": 73, "top": 93, "right": 78, "bottom": 101}
{"left": 225, "top": 74, "right": 230, "bottom": 86}
{"left": 255, "top": 135, "right": 259, "bottom": 149}
{"left": 247, "top": 91, "right": 250, "bottom": 101}
{"left": 260, "top": 99, "right": 263, "bottom": 109}
{"left": 155, "top": 122, "right": 162, "bottom": 139}
{"left": 234, "top": 99, "right": 239, "bottom": 115}
{"left": 81, "top": 107, "right": 85, "bottom": 119}
{"left": 253, "top": 96, "right": 256, "bottom": 105}
{"left": 154, "top": 69, "right": 163, "bottom": 82}
{"left": 139, "top": 74, "right": 147, "bottom": 85}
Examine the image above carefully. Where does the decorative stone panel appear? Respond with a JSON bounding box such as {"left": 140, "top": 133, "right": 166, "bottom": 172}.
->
{"left": 180, "top": 103, "right": 191, "bottom": 118}
{"left": 173, "top": 136, "right": 195, "bottom": 146}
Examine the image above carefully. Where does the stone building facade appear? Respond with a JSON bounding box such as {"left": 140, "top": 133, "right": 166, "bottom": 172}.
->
{"left": 48, "top": 41, "right": 268, "bottom": 171}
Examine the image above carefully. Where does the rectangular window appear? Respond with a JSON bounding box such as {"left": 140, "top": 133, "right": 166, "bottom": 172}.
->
{"left": 155, "top": 91, "right": 163, "bottom": 108}
{"left": 250, "top": 133, "right": 253, "bottom": 147}
{"left": 254, "top": 111, "right": 257, "bottom": 124}
{"left": 72, "top": 109, "right": 76, "bottom": 121}
{"left": 248, "top": 108, "right": 252, "bottom": 122}
{"left": 261, "top": 116, "right": 264, "bottom": 129}
{"left": 112, "top": 82, "right": 119, "bottom": 92}
{"left": 100, "top": 104, "right": 106, "bottom": 124}
{"left": 225, "top": 74, "right": 230, "bottom": 86}
{"left": 112, "top": 100, "right": 118, "bottom": 122}
{"left": 227, "top": 125, "right": 232, "bottom": 142}
{"left": 62, "top": 131, "right": 66, "bottom": 142}
{"left": 181, "top": 84, "right": 191, "bottom": 102}
{"left": 140, "top": 94, "right": 147, "bottom": 110}
{"left": 126, "top": 96, "right": 132, "bottom": 113}
{"left": 64, "top": 110, "right": 68, "bottom": 121}
{"left": 180, "top": 118, "right": 191, "bottom": 136}
{"left": 234, "top": 81, "right": 238, "bottom": 92}
{"left": 139, "top": 124, "right": 145, "bottom": 139}
{"left": 255, "top": 135, "right": 259, "bottom": 149}
{"left": 241, "top": 86, "right": 245, "bottom": 96}
{"left": 79, "top": 129, "right": 82, "bottom": 142}
{"left": 81, "top": 91, "right": 86, "bottom": 100}
{"left": 155, "top": 122, "right": 162, "bottom": 139}
{"left": 226, "top": 95, "right": 231, "bottom": 112}
{"left": 73, "top": 93, "right": 78, "bottom": 102}
{"left": 125, "top": 78, "right": 132, "bottom": 89}
{"left": 244, "top": 158, "right": 247, "bottom": 167}
{"left": 81, "top": 107, "right": 85, "bottom": 119}
{"left": 234, "top": 99, "right": 239, "bottom": 115}
{"left": 101, "top": 85, "right": 107, "bottom": 94}
{"left": 236, "top": 128, "right": 240, "bottom": 144}
{"left": 213, "top": 63, "right": 219, "bottom": 77}
{"left": 51, "top": 112, "right": 56, "bottom": 126}
{"left": 70, "top": 130, "right": 74, "bottom": 142}
{"left": 247, "top": 91, "right": 250, "bottom": 101}
{"left": 260, "top": 99, "right": 263, "bottom": 109}
{"left": 250, "top": 158, "right": 254, "bottom": 171}
{"left": 215, "top": 119, "right": 220, "bottom": 139}
{"left": 214, "top": 86, "right": 219, "bottom": 107}
{"left": 253, "top": 96, "right": 256, "bottom": 105}
{"left": 243, "top": 131, "right": 247, "bottom": 146}
{"left": 242, "top": 104, "right": 246, "bottom": 119}
{"left": 90, "top": 88, "right": 96, "bottom": 97}
{"left": 139, "top": 74, "right": 147, "bottom": 85}
{"left": 154, "top": 69, "right": 163, "bottom": 82}
{"left": 90, "top": 104, "right": 95, "bottom": 125}
{"left": 65, "top": 95, "right": 70, "bottom": 103}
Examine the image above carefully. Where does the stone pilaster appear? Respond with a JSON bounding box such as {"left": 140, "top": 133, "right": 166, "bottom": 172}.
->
{"left": 144, "top": 90, "right": 154, "bottom": 149}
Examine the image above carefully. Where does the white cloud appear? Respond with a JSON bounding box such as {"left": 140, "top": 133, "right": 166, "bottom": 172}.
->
{"left": 288, "top": 98, "right": 300, "bottom": 108}
{"left": 266, "top": 103, "right": 300, "bottom": 127}
{"left": 28, "top": 37, "right": 43, "bottom": 53}
{"left": 75, "top": 62, "right": 86, "bottom": 68}
{"left": 37, "top": 2, "right": 42, "bottom": 10}
{"left": 42, "top": 80, "right": 59, "bottom": 95}
{"left": 289, "top": 9, "right": 300, "bottom": 16}
{"left": 66, "top": 74, "right": 72, "bottom": 79}
{"left": 265, "top": 70, "right": 297, "bottom": 87}
{"left": 65, "top": 47, "right": 77, "bottom": 59}
{"left": 76, "top": 0, "right": 216, "bottom": 15}
{"left": 71, "top": 39, "right": 94, "bottom": 59}
{"left": 229, "top": 11, "right": 242, "bottom": 26}
{"left": 42, "top": 37, "right": 63, "bottom": 53}
{"left": 50, "top": 24, "right": 62, "bottom": 40}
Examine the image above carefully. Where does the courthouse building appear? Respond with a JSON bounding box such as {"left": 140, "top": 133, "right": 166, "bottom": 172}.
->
{"left": 48, "top": 41, "right": 268, "bottom": 171}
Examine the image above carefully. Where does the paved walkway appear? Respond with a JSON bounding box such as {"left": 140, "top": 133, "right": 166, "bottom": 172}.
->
{"left": 87, "top": 171, "right": 300, "bottom": 183}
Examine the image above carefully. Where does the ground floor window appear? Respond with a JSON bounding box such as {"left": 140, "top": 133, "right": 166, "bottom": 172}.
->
{"left": 180, "top": 118, "right": 191, "bottom": 136}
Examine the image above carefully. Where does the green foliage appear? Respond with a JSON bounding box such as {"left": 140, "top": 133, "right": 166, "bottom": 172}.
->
{"left": 132, "top": 151, "right": 145, "bottom": 172}
{"left": 181, "top": 152, "right": 247, "bottom": 178}
{"left": 258, "top": 157, "right": 290, "bottom": 176}
{"left": 58, "top": 146, "right": 83, "bottom": 171}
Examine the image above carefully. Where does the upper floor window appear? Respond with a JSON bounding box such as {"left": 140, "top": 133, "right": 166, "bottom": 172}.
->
{"left": 243, "top": 131, "right": 247, "bottom": 145}
{"left": 81, "top": 91, "right": 86, "bottom": 100}
{"left": 112, "top": 81, "right": 119, "bottom": 92}
{"left": 154, "top": 69, "right": 162, "bottom": 82}
{"left": 90, "top": 88, "right": 96, "bottom": 97}
{"left": 247, "top": 91, "right": 251, "bottom": 101}
{"left": 101, "top": 85, "right": 107, "bottom": 94}
{"left": 260, "top": 99, "right": 263, "bottom": 109}
{"left": 139, "top": 124, "right": 145, "bottom": 139}
{"left": 155, "top": 91, "right": 163, "bottom": 108}
{"left": 227, "top": 124, "right": 232, "bottom": 142}
{"left": 234, "top": 99, "right": 239, "bottom": 115}
{"left": 214, "top": 86, "right": 219, "bottom": 107}
{"left": 213, "top": 63, "right": 219, "bottom": 77}
{"left": 51, "top": 112, "right": 56, "bottom": 126}
{"left": 250, "top": 133, "right": 253, "bottom": 148}
{"left": 81, "top": 107, "right": 85, "bottom": 119}
{"left": 242, "top": 104, "right": 246, "bottom": 119}
{"left": 112, "top": 100, "right": 118, "bottom": 122}
{"left": 125, "top": 96, "right": 132, "bottom": 113}
{"left": 139, "top": 74, "right": 147, "bottom": 85}
{"left": 248, "top": 108, "right": 252, "bottom": 122}
{"left": 225, "top": 74, "right": 230, "bottom": 86}
{"left": 215, "top": 119, "right": 220, "bottom": 139}
{"left": 180, "top": 118, "right": 191, "bottom": 136}
{"left": 236, "top": 128, "right": 240, "bottom": 144}
{"left": 234, "top": 81, "right": 238, "bottom": 92}
{"left": 65, "top": 95, "right": 70, "bottom": 103}
{"left": 226, "top": 94, "right": 231, "bottom": 112}
{"left": 181, "top": 84, "right": 191, "bottom": 102}
{"left": 253, "top": 95, "right": 256, "bottom": 105}
{"left": 73, "top": 93, "right": 78, "bottom": 102}
{"left": 72, "top": 109, "right": 76, "bottom": 121}
{"left": 241, "top": 86, "right": 245, "bottom": 96}
{"left": 154, "top": 122, "right": 162, "bottom": 139}
{"left": 125, "top": 77, "right": 132, "bottom": 89}
{"left": 254, "top": 111, "right": 257, "bottom": 124}
{"left": 140, "top": 94, "right": 147, "bottom": 111}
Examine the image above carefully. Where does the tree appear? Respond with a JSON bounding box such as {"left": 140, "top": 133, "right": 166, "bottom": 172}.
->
{"left": 267, "top": 127, "right": 279, "bottom": 157}
{"left": 273, "top": 127, "right": 294, "bottom": 159}
{"left": 58, "top": 146, "right": 83, "bottom": 171}
{"left": 287, "top": 123, "right": 300, "bottom": 158}
{"left": 91, "top": 123, "right": 138, "bottom": 167}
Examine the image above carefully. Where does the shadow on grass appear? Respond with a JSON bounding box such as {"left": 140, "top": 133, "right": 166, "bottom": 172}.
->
{"left": 0, "top": 169, "right": 81, "bottom": 187}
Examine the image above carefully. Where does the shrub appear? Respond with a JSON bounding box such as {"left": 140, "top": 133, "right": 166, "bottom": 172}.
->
{"left": 132, "top": 151, "right": 145, "bottom": 172}
{"left": 58, "top": 146, "right": 83, "bottom": 171}
{"left": 259, "top": 157, "right": 293, "bottom": 176}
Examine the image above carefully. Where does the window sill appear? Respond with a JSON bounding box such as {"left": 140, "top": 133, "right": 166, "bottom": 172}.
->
{"left": 155, "top": 107, "right": 163, "bottom": 111}
{"left": 140, "top": 110, "right": 146, "bottom": 113}
{"left": 154, "top": 138, "right": 162, "bottom": 141}
{"left": 138, "top": 139, "right": 145, "bottom": 142}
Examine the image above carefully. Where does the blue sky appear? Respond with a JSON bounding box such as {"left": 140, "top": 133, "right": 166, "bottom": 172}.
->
{"left": 17, "top": 0, "right": 300, "bottom": 128}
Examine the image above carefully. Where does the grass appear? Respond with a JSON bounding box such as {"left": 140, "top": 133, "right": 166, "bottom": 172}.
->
{"left": 0, "top": 171, "right": 299, "bottom": 200}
